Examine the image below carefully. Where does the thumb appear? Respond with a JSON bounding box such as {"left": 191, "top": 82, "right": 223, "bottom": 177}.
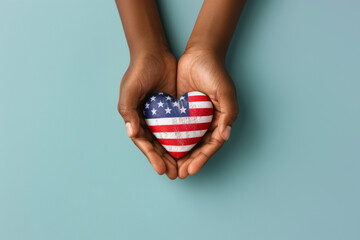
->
{"left": 118, "top": 79, "right": 142, "bottom": 138}
{"left": 118, "top": 105, "right": 140, "bottom": 138}
{"left": 217, "top": 89, "right": 239, "bottom": 141}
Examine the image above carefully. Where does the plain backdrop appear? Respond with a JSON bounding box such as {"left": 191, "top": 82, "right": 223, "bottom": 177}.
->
{"left": 1, "top": 0, "right": 359, "bottom": 239}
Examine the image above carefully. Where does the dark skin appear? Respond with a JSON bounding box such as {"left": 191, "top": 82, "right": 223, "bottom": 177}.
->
{"left": 115, "top": 0, "right": 178, "bottom": 179}
{"left": 116, "top": 0, "right": 246, "bottom": 179}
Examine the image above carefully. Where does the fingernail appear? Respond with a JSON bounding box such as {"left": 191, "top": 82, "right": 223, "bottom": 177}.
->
{"left": 222, "top": 126, "right": 232, "bottom": 141}
{"left": 125, "top": 122, "right": 133, "bottom": 137}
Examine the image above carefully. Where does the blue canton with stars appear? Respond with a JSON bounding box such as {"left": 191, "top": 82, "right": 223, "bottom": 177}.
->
{"left": 143, "top": 92, "right": 189, "bottom": 119}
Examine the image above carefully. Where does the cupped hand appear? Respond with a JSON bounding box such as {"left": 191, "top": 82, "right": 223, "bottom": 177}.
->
{"left": 118, "top": 51, "right": 178, "bottom": 179}
{"left": 176, "top": 48, "right": 239, "bottom": 179}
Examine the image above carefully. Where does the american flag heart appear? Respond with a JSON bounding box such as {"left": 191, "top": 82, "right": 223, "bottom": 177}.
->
{"left": 144, "top": 91, "right": 213, "bottom": 159}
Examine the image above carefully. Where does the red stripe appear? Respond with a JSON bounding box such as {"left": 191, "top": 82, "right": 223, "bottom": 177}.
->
{"left": 168, "top": 151, "right": 188, "bottom": 159}
{"left": 188, "top": 95, "right": 210, "bottom": 102}
{"left": 189, "top": 108, "right": 213, "bottom": 116}
{"left": 148, "top": 122, "right": 211, "bottom": 132}
{"left": 157, "top": 137, "right": 202, "bottom": 146}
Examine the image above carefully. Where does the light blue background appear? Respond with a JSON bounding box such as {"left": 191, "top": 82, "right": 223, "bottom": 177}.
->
{"left": 1, "top": 0, "right": 359, "bottom": 239}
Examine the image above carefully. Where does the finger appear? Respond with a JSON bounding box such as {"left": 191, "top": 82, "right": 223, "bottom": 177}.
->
{"left": 152, "top": 137, "right": 177, "bottom": 179}
{"left": 187, "top": 128, "right": 224, "bottom": 175}
{"left": 132, "top": 136, "right": 166, "bottom": 175}
{"left": 118, "top": 75, "right": 144, "bottom": 138}
{"left": 176, "top": 154, "right": 191, "bottom": 179}
{"left": 176, "top": 118, "right": 222, "bottom": 178}
{"left": 178, "top": 159, "right": 191, "bottom": 179}
{"left": 177, "top": 157, "right": 188, "bottom": 169}
{"left": 163, "top": 153, "right": 178, "bottom": 180}
{"left": 119, "top": 108, "right": 140, "bottom": 138}
{"left": 216, "top": 86, "right": 239, "bottom": 141}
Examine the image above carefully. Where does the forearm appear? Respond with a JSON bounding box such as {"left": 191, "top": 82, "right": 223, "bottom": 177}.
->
{"left": 186, "top": 0, "right": 246, "bottom": 60}
{"left": 115, "top": 0, "right": 169, "bottom": 59}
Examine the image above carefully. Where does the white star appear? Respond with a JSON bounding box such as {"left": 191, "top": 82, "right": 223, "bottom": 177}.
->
{"left": 165, "top": 107, "right": 172, "bottom": 114}
{"left": 150, "top": 96, "right": 156, "bottom": 102}
{"left": 158, "top": 92, "right": 164, "bottom": 95}
{"left": 172, "top": 101, "right": 179, "bottom": 107}
{"left": 180, "top": 96, "right": 185, "bottom": 101}
{"left": 165, "top": 96, "right": 171, "bottom": 101}
{"left": 151, "top": 108, "right": 157, "bottom": 115}
{"left": 157, "top": 101, "right": 164, "bottom": 108}
{"left": 180, "top": 106, "right": 187, "bottom": 113}
{"left": 145, "top": 103, "right": 150, "bottom": 109}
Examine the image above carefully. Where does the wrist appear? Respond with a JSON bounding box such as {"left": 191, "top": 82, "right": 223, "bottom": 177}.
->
{"left": 185, "top": 41, "right": 227, "bottom": 63}
{"left": 184, "top": 43, "right": 226, "bottom": 64}
{"left": 130, "top": 46, "right": 173, "bottom": 63}
{"left": 129, "top": 49, "right": 177, "bottom": 80}
{"left": 130, "top": 40, "right": 170, "bottom": 58}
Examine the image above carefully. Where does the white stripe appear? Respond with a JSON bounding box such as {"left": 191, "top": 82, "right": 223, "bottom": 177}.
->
{"left": 189, "top": 101, "right": 213, "bottom": 109}
{"left": 188, "top": 91, "right": 206, "bottom": 96}
{"left": 162, "top": 144, "right": 196, "bottom": 152}
{"left": 145, "top": 116, "right": 212, "bottom": 126}
{"left": 153, "top": 130, "right": 208, "bottom": 139}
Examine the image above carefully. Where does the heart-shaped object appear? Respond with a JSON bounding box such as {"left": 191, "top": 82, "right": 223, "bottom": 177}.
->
{"left": 143, "top": 91, "right": 213, "bottom": 159}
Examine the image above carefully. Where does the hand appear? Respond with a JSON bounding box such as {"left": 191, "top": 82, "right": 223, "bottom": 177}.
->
{"left": 115, "top": 0, "right": 244, "bottom": 179}
{"left": 118, "top": 51, "right": 178, "bottom": 179}
{"left": 176, "top": 48, "right": 239, "bottom": 179}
